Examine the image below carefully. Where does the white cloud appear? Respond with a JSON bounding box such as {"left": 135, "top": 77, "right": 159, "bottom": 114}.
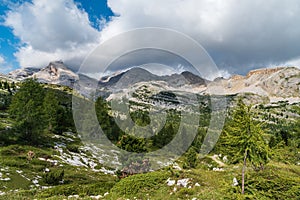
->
{"left": 102, "top": 0, "right": 300, "bottom": 74}
{"left": 4, "top": 0, "right": 101, "bottom": 69}
{"left": 4, "top": 0, "right": 300, "bottom": 75}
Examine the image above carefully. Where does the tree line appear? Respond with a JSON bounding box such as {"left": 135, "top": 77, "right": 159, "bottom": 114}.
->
{"left": 0, "top": 80, "right": 16, "bottom": 94}
{"left": 8, "top": 79, "right": 74, "bottom": 144}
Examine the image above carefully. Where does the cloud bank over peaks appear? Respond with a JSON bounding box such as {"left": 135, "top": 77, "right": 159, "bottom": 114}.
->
{"left": 103, "top": 0, "right": 300, "bottom": 74}
{"left": 3, "top": 0, "right": 300, "bottom": 76}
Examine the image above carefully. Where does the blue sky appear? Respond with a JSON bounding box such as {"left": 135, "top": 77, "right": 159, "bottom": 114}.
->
{"left": 0, "top": 0, "right": 114, "bottom": 73}
{"left": 0, "top": 0, "right": 300, "bottom": 76}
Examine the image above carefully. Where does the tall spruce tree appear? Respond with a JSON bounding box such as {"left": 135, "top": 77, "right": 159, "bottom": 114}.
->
{"left": 43, "top": 90, "right": 60, "bottom": 133}
{"left": 9, "top": 79, "right": 46, "bottom": 144}
{"left": 220, "top": 99, "right": 270, "bottom": 194}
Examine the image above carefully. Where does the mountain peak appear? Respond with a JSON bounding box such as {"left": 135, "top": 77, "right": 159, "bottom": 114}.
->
{"left": 180, "top": 71, "right": 207, "bottom": 85}
{"left": 8, "top": 61, "right": 78, "bottom": 87}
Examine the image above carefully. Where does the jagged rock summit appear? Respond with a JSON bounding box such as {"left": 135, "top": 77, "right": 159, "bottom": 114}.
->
{"left": 9, "top": 61, "right": 79, "bottom": 87}
{"left": 99, "top": 67, "right": 207, "bottom": 88}
{"left": 6, "top": 63, "right": 300, "bottom": 101}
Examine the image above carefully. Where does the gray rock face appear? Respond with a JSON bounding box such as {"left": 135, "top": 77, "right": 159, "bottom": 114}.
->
{"left": 6, "top": 63, "right": 300, "bottom": 102}
{"left": 8, "top": 68, "right": 40, "bottom": 81}
{"left": 208, "top": 67, "right": 300, "bottom": 98}
{"left": 98, "top": 67, "right": 207, "bottom": 89}
{"left": 33, "top": 61, "right": 79, "bottom": 87}
{"left": 9, "top": 61, "right": 79, "bottom": 87}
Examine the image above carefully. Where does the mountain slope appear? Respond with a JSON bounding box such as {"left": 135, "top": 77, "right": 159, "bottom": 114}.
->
{"left": 208, "top": 67, "right": 300, "bottom": 99}
{"left": 6, "top": 63, "right": 300, "bottom": 101}
{"left": 9, "top": 61, "right": 79, "bottom": 87}
{"left": 99, "top": 67, "right": 207, "bottom": 89}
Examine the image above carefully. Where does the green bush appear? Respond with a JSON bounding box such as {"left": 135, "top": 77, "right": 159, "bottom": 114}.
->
{"left": 66, "top": 144, "right": 80, "bottom": 153}
{"left": 110, "top": 171, "right": 169, "bottom": 198}
{"left": 183, "top": 147, "right": 197, "bottom": 169}
{"left": 37, "top": 181, "right": 115, "bottom": 198}
{"left": 178, "top": 187, "right": 195, "bottom": 197}
{"left": 42, "top": 169, "right": 64, "bottom": 185}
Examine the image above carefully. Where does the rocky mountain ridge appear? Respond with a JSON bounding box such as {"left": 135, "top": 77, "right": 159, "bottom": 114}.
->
{"left": 5, "top": 62, "right": 300, "bottom": 101}
{"left": 99, "top": 67, "right": 207, "bottom": 89}
{"left": 212, "top": 67, "right": 300, "bottom": 99}
{"left": 8, "top": 61, "right": 79, "bottom": 87}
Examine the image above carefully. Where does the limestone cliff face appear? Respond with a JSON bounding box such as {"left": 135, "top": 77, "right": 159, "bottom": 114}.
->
{"left": 207, "top": 67, "right": 300, "bottom": 99}
{"left": 246, "top": 67, "right": 285, "bottom": 78}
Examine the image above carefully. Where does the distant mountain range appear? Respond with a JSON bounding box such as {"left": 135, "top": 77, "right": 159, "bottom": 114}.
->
{"left": 5, "top": 61, "right": 300, "bottom": 102}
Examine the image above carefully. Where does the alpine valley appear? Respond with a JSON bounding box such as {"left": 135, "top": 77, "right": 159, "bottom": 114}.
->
{"left": 0, "top": 61, "right": 299, "bottom": 199}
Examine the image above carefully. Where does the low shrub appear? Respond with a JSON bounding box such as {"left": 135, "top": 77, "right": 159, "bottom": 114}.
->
{"left": 110, "top": 171, "right": 169, "bottom": 198}
{"left": 66, "top": 144, "right": 80, "bottom": 153}
{"left": 42, "top": 169, "right": 64, "bottom": 185}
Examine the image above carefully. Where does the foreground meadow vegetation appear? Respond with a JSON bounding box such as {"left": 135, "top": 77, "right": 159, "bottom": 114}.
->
{"left": 0, "top": 79, "right": 299, "bottom": 199}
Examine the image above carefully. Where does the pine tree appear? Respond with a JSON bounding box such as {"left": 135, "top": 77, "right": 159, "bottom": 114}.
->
{"left": 11, "top": 82, "right": 16, "bottom": 91}
{"left": 3, "top": 81, "right": 8, "bottom": 90}
{"left": 220, "top": 99, "right": 270, "bottom": 194}
{"left": 9, "top": 79, "right": 46, "bottom": 144}
{"left": 7, "top": 84, "right": 12, "bottom": 95}
{"left": 95, "top": 97, "right": 120, "bottom": 141}
{"left": 153, "top": 123, "right": 174, "bottom": 148}
{"left": 43, "top": 90, "right": 60, "bottom": 133}
{"left": 184, "top": 147, "right": 197, "bottom": 169}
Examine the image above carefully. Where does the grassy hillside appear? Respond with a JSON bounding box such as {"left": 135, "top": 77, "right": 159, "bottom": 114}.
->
{"left": 0, "top": 80, "right": 299, "bottom": 199}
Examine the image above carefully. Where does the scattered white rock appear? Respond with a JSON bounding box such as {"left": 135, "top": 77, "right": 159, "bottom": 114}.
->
{"left": 173, "top": 187, "right": 177, "bottom": 192}
{"left": 232, "top": 177, "right": 238, "bottom": 186}
{"left": 0, "top": 178, "right": 11, "bottom": 181}
{"left": 68, "top": 194, "right": 79, "bottom": 199}
{"left": 32, "top": 180, "right": 39, "bottom": 184}
{"left": 172, "top": 163, "right": 182, "bottom": 171}
{"left": 99, "top": 167, "right": 115, "bottom": 175}
{"left": 90, "top": 195, "right": 102, "bottom": 199}
{"left": 44, "top": 168, "right": 50, "bottom": 172}
{"left": 16, "top": 170, "right": 23, "bottom": 174}
{"left": 0, "top": 191, "right": 6, "bottom": 196}
{"left": 104, "top": 192, "right": 109, "bottom": 196}
{"left": 192, "top": 198, "right": 198, "bottom": 200}
{"left": 0, "top": 167, "right": 9, "bottom": 171}
{"left": 38, "top": 158, "right": 59, "bottom": 166}
{"left": 212, "top": 167, "right": 224, "bottom": 171}
{"left": 223, "top": 156, "right": 228, "bottom": 163}
{"left": 19, "top": 173, "right": 30, "bottom": 181}
{"left": 177, "top": 178, "right": 190, "bottom": 187}
{"left": 41, "top": 186, "right": 52, "bottom": 189}
{"left": 195, "top": 183, "right": 200, "bottom": 187}
{"left": 166, "top": 178, "right": 176, "bottom": 186}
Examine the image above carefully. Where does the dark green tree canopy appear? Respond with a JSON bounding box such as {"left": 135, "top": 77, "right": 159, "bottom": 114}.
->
{"left": 9, "top": 79, "right": 46, "bottom": 143}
